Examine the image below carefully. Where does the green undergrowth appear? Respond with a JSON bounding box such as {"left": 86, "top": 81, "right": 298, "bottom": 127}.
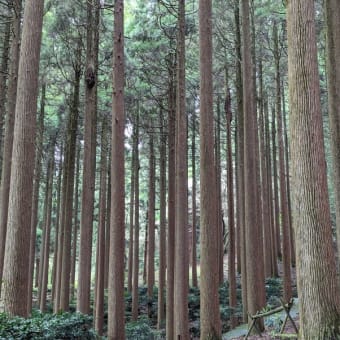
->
{"left": 0, "top": 310, "right": 97, "bottom": 339}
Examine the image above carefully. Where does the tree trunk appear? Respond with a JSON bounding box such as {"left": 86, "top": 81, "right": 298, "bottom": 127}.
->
{"left": 157, "top": 109, "right": 166, "bottom": 329}
{"left": 57, "top": 45, "right": 81, "bottom": 311}
{"left": 132, "top": 112, "right": 140, "bottom": 321}
{"left": 94, "top": 116, "right": 108, "bottom": 336}
{"left": 0, "top": 0, "right": 44, "bottom": 316}
{"left": 242, "top": 0, "right": 265, "bottom": 328}
{"left": 39, "top": 146, "right": 55, "bottom": 311}
{"left": 127, "top": 136, "right": 135, "bottom": 293}
{"left": 258, "top": 60, "right": 272, "bottom": 278}
{"left": 234, "top": 0, "right": 247, "bottom": 321}
{"left": 287, "top": 1, "right": 340, "bottom": 338}
{"left": 107, "top": 0, "right": 126, "bottom": 337}
{"left": 191, "top": 109, "right": 197, "bottom": 288}
{"left": 77, "top": 0, "right": 99, "bottom": 314}
{"left": 52, "top": 146, "right": 63, "bottom": 301}
{"left": 174, "top": 1, "right": 189, "bottom": 338}
{"left": 166, "top": 56, "right": 176, "bottom": 340}
{"left": 27, "top": 81, "right": 45, "bottom": 314}
{"left": 226, "top": 89, "right": 237, "bottom": 329}
{"left": 0, "top": 18, "right": 11, "bottom": 165}
{"left": 199, "top": 0, "right": 221, "bottom": 338}
{"left": 147, "top": 132, "right": 155, "bottom": 304}
{"left": 70, "top": 140, "right": 80, "bottom": 300}
{"left": 0, "top": 0, "right": 21, "bottom": 293}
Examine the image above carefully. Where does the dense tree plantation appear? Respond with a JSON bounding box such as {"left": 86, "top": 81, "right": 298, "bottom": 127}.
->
{"left": 1, "top": 0, "right": 340, "bottom": 339}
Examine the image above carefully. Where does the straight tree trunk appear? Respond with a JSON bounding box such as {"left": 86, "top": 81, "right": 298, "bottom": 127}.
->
{"left": 226, "top": 89, "right": 237, "bottom": 329}
{"left": 57, "top": 49, "right": 81, "bottom": 311}
{"left": 94, "top": 117, "right": 108, "bottom": 336}
{"left": 242, "top": 0, "right": 265, "bottom": 328}
{"left": 287, "top": 1, "right": 340, "bottom": 338}
{"left": 39, "top": 146, "right": 55, "bottom": 311}
{"left": 199, "top": 0, "right": 221, "bottom": 338}
{"left": 70, "top": 140, "right": 80, "bottom": 300}
{"left": 258, "top": 61, "right": 272, "bottom": 278}
{"left": 271, "top": 108, "right": 281, "bottom": 259}
{"left": 166, "top": 57, "right": 176, "bottom": 340}
{"left": 127, "top": 138, "right": 135, "bottom": 293}
{"left": 174, "top": 1, "right": 189, "bottom": 338}
{"left": 107, "top": 0, "right": 126, "bottom": 337}
{"left": 0, "top": 0, "right": 44, "bottom": 316}
{"left": 191, "top": 109, "right": 197, "bottom": 288}
{"left": 234, "top": 0, "right": 247, "bottom": 321}
{"left": 0, "top": 0, "right": 21, "bottom": 293}
{"left": 77, "top": 0, "right": 99, "bottom": 314}
{"left": 215, "top": 98, "right": 224, "bottom": 285}
{"left": 0, "top": 19, "right": 11, "bottom": 164}
{"left": 157, "top": 109, "right": 166, "bottom": 329}
{"left": 147, "top": 132, "right": 155, "bottom": 302}
{"left": 27, "top": 81, "right": 45, "bottom": 314}
{"left": 52, "top": 146, "right": 63, "bottom": 300}
{"left": 131, "top": 113, "right": 140, "bottom": 321}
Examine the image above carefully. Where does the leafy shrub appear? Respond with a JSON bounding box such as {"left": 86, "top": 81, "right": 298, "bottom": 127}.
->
{"left": 125, "top": 317, "right": 163, "bottom": 340}
{"left": 0, "top": 311, "right": 96, "bottom": 339}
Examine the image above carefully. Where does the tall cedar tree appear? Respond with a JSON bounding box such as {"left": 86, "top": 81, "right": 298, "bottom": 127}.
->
{"left": 157, "top": 109, "right": 166, "bottom": 328}
{"left": 242, "top": 0, "right": 265, "bottom": 327}
{"left": 174, "top": 0, "right": 189, "bottom": 338}
{"left": 77, "top": 0, "right": 99, "bottom": 314}
{"left": 0, "top": 0, "right": 21, "bottom": 293}
{"left": 199, "top": 0, "right": 221, "bottom": 338}
{"left": 287, "top": 0, "right": 340, "bottom": 338}
{"left": 108, "top": 0, "right": 126, "bottom": 338}
{"left": 0, "top": 0, "right": 44, "bottom": 316}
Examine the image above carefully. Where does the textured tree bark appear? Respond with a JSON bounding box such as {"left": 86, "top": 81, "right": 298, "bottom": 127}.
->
{"left": 39, "top": 147, "right": 54, "bottom": 311}
{"left": 215, "top": 98, "right": 224, "bottom": 285}
{"left": 94, "top": 117, "right": 108, "bottom": 336}
{"left": 234, "top": 0, "right": 247, "bottom": 321}
{"left": 131, "top": 112, "right": 139, "bottom": 321}
{"left": 199, "top": 0, "right": 221, "bottom": 338}
{"left": 0, "top": 0, "right": 21, "bottom": 294}
{"left": 287, "top": 1, "right": 340, "bottom": 338}
{"left": 0, "top": 0, "right": 44, "bottom": 317}
{"left": 174, "top": 1, "right": 189, "bottom": 338}
{"left": 127, "top": 136, "right": 135, "bottom": 293}
{"left": 59, "top": 58, "right": 81, "bottom": 312}
{"left": 0, "top": 18, "right": 11, "bottom": 166}
{"left": 157, "top": 109, "right": 166, "bottom": 329}
{"left": 271, "top": 108, "right": 281, "bottom": 260}
{"left": 242, "top": 0, "right": 265, "bottom": 329}
{"left": 166, "top": 57, "right": 176, "bottom": 340}
{"left": 27, "top": 81, "right": 45, "bottom": 314}
{"left": 226, "top": 89, "right": 237, "bottom": 329}
{"left": 147, "top": 132, "right": 155, "bottom": 306}
{"left": 258, "top": 61, "right": 272, "bottom": 279}
{"left": 52, "top": 147, "right": 63, "bottom": 301}
{"left": 191, "top": 109, "right": 197, "bottom": 288}
{"left": 77, "top": 0, "right": 99, "bottom": 314}
{"left": 325, "top": 0, "right": 340, "bottom": 259}
{"left": 70, "top": 140, "right": 80, "bottom": 300}
{"left": 107, "top": 0, "right": 126, "bottom": 337}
